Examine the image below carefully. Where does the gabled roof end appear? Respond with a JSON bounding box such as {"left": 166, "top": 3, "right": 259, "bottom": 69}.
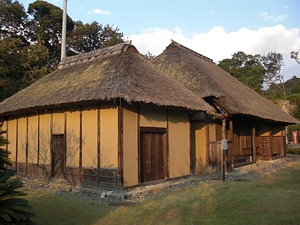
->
{"left": 169, "top": 39, "right": 214, "bottom": 63}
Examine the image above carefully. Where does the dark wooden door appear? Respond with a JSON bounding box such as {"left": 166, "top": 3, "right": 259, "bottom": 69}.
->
{"left": 51, "top": 134, "right": 66, "bottom": 179}
{"left": 140, "top": 129, "right": 167, "bottom": 183}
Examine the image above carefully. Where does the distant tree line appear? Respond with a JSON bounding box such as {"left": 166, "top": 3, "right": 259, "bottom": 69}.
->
{"left": 0, "top": 0, "right": 124, "bottom": 101}
{"left": 218, "top": 51, "right": 300, "bottom": 119}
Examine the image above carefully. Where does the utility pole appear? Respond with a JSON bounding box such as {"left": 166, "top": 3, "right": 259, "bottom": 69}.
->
{"left": 61, "top": 0, "right": 67, "bottom": 60}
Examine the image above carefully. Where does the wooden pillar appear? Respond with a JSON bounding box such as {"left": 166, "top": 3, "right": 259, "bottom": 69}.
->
{"left": 205, "top": 124, "right": 209, "bottom": 167}
{"left": 166, "top": 107, "right": 170, "bottom": 179}
{"left": 269, "top": 129, "right": 272, "bottom": 160}
{"left": 96, "top": 106, "right": 101, "bottom": 184}
{"left": 222, "top": 118, "right": 226, "bottom": 140}
{"left": 252, "top": 123, "right": 256, "bottom": 162}
{"left": 137, "top": 104, "right": 141, "bottom": 184}
{"left": 222, "top": 118, "right": 227, "bottom": 177}
{"left": 280, "top": 129, "right": 286, "bottom": 157}
{"left": 228, "top": 120, "right": 234, "bottom": 166}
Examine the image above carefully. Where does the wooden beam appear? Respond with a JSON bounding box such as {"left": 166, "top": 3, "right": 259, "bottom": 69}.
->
{"left": 166, "top": 107, "right": 169, "bottom": 179}
{"left": 137, "top": 104, "right": 141, "bottom": 184}
{"left": 252, "top": 123, "right": 256, "bottom": 162}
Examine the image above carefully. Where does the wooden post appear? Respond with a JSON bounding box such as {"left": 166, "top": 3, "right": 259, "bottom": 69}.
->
{"left": 252, "top": 123, "right": 256, "bottom": 162}
{"left": 222, "top": 118, "right": 227, "bottom": 182}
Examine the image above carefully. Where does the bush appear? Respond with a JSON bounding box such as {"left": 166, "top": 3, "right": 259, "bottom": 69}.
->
{"left": 287, "top": 148, "right": 300, "bottom": 155}
{"left": 0, "top": 129, "right": 35, "bottom": 224}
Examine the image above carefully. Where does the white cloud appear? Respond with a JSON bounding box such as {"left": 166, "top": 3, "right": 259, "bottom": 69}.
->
{"left": 258, "top": 12, "right": 288, "bottom": 22}
{"left": 87, "top": 9, "right": 111, "bottom": 16}
{"left": 129, "top": 25, "right": 300, "bottom": 79}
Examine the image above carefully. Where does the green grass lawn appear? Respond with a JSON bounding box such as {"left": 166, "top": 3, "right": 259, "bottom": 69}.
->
{"left": 26, "top": 160, "right": 300, "bottom": 225}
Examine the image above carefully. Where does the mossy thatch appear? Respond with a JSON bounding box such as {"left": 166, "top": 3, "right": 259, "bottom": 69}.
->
{"left": 0, "top": 42, "right": 213, "bottom": 116}
{"left": 154, "top": 40, "right": 298, "bottom": 124}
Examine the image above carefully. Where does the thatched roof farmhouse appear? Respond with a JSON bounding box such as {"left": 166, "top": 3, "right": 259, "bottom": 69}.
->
{"left": 0, "top": 40, "right": 297, "bottom": 187}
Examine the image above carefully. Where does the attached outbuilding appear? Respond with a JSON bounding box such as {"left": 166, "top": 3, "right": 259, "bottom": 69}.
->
{"left": 154, "top": 40, "right": 299, "bottom": 172}
{"left": 0, "top": 41, "right": 213, "bottom": 188}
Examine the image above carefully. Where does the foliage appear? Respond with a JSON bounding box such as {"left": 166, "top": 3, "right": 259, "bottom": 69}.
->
{"left": 0, "top": 0, "right": 29, "bottom": 40}
{"left": 143, "top": 51, "right": 156, "bottom": 61}
{"left": 28, "top": 0, "right": 75, "bottom": 65}
{"left": 287, "top": 148, "right": 300, "bottom": 155}
{"left": 261, "top": 52, "right": 286, "bottom": 95}
{"left": 0, "top": 128, "right": 35, "bottom": 224}
{"left": 67, "top": 21, "right": 123, "bottom": 54}
{"left": 218, "top": 51, "right": 265, "bottom": 93}
{"left": 291, "top": 50, "right": 300, "bottom": 65}
{"left": 218, "top": 51, "right": 286, "bottom": 95}
{"left": 0, "top": 0, "right": 124, "bottom": 101}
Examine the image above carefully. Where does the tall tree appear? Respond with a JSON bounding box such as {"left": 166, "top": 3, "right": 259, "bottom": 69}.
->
{"left": 0, "top": 0, "right": 29, "bottom": 40}
{"left": 28, "top": 0, "right": 74, "bottom": 65}
{"left": 261, "top": 52, "right": 286, "bottom": 95}
{"left": 0, "top": 0, "right": 125, "bottom": 101}
{"left": 67, "top": 21, "right": 123, "bottom": 54}
{"left": 218, "top": 51, "right": 265, "bottom": 93}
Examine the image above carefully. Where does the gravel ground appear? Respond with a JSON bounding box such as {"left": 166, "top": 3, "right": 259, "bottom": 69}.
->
{"left": 23, "top": 155, "right": 300, "bottom": 205}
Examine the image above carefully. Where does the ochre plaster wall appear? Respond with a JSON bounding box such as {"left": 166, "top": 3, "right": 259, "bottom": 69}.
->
{"left": 209, "top": 124, "right": 216, "bottom": 141}
{"left": 28, "top": 115, "right": 38, "bottom": 164}
{"left": 82, "top": 108, "right": 98, "bottom": 168}
{"left": 66, "top": 110, "right": 80, "bottom": 167}
{"left": 7, "top": 119, "right": 17, "bottom": 162}
{"left": 17, "top": 116, "right": 26, "bottom": 163}
{"left": 168, "top": 109, "right": 190, "bottom": 178}
{"left": 39, "top": 113, "right": 51, "bottom": 165}
{"left": 123, "top": 105, "right": 138, "bottom": 187}
{"left": 140, "top": 104, "right": 166, "bottom": 128}
{"left": 100, "top": 106, "right": 118, "bottom": 168}
{"left": 191, "top": 122, "right": 207, "bottom": 173}
{"left": 257, "top": 124, "right": 270, "bottom": 137}
{"left": 52, "top": 111, "right": 64, "bottom": 134}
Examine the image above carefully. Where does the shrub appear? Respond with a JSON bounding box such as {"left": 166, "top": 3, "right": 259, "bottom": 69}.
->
{"left": 0, "top": 129, "right": 35, "bottom": 224}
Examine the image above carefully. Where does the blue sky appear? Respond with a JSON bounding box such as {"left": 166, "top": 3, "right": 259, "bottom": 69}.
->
{"left": 19, "top": 0, "right": 300, "bottom": 79}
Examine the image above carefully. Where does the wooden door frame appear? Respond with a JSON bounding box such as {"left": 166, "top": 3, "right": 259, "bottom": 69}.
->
{"left": 51, "top": 134, "right": 66, "bottom": 179}
{"left": 139, "top": 127, "right": 167, "bottom": 183}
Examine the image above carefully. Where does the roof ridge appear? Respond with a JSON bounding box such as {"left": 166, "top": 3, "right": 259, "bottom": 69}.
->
{"left": 58, "top": 41, "right": 134, "bottom": 69}
{"left": 170, "top": 39, "right": 214, "bottom": 63}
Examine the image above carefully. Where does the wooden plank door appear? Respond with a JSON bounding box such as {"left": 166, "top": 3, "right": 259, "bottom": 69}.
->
{"left": 140, "top": 129, "right": 167, "bottom": 183}
{"left": 51, "top": 134, "right": 66, "bottom": 179}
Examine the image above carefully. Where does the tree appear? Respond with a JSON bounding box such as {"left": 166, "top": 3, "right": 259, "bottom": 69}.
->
{"left": 67, "top": 21, "right": 123, "bottom": 54}
{"left": 218, "top": 51, "right": 265, "bottom": 93}
{"left": 0, "top": 35, "right": 51, "bottom": 101}
{"left": 261, "top": 52, "right": 286, "bottom": 95}
{"left": 0, "top": 128, "right": 35, "bottom": 224}
{"left": 0, "top": 0, "right": 125, "bottom": 101}
{"left": 28, "top": 0, "right": 75, "bottom": 65}
{"left": 0, "top": 0, "right": 29, "bottom": 40}
{"left": 291, "top": 50, "right": 300, "bottom": 65}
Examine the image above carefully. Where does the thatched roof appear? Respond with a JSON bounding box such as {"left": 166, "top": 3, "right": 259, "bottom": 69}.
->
{"left": 154, "top": 40, "right": 298, "bottom": 124}
{"left": 0, "top": 41, "right": 213, "bottom": 116}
